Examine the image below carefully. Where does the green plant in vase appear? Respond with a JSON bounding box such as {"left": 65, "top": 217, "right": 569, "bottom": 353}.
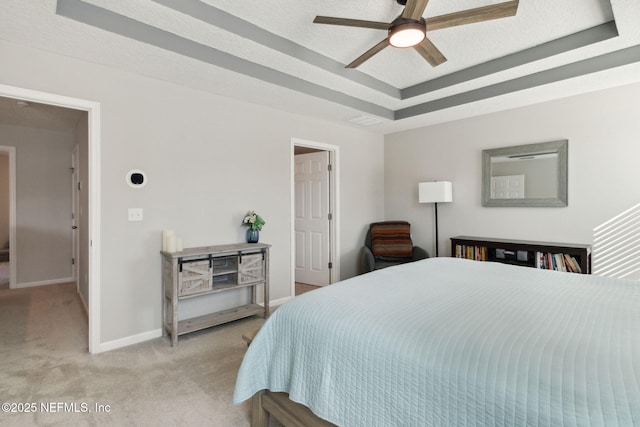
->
{"left": 242, "top": 211, "right": 265, "bottom": 243}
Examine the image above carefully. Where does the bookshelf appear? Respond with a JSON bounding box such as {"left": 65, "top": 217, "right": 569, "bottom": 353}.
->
{"left": 450, "top": 236, "right": 591, "bottom": 274}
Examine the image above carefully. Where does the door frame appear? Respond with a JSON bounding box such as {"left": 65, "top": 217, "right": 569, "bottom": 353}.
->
{"left": 0, "top": 146, "right": 16, "bottom": 289}
{"left": 293, "top": 150, "right": 331, "bottom": 287}
{"left": 71, "top": 144, "right": 80, "bottom": 286}
{"left": 0, "top": 84, "right": 102, "bottom": 354}
{"left": 290, "top": 138, "right": 340, "bottom": 296}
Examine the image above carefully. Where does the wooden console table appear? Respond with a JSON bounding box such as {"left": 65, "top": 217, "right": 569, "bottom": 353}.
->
{"left": 161, "top": 243, "right": 270, "bottom": 346}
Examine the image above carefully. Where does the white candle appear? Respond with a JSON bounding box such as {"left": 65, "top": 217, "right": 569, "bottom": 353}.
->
{"left": 176, "top": 238, "right": 183, "bottom": 252}
{"left": 166, "top": 235, "right": 176, "bottom": 253}
{"left": 162, "top": 229, "right": 175, "bottom": 252}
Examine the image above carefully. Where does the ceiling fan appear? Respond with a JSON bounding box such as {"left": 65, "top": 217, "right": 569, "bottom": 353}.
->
{"left": 313, "top": 0, "right": 519, "bottom": 68}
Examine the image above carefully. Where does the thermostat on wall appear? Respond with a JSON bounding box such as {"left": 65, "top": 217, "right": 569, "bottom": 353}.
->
{"left": 126, "top": 169, "right": 147, "bottom": 188}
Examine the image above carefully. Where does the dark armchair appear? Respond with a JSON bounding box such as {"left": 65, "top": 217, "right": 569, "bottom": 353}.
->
{"left": 362, "top": 221, "right": 429, "bottom": 273}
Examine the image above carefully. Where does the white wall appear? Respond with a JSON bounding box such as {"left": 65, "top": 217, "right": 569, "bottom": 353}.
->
{"left": 385, "top": 82, "right": 640, "bottom": 258}
{"left": 0, "top": 39, "right": 384, "bottom": 345}
{"left": 0, "top": 123, "right": 74, "bottom": 284}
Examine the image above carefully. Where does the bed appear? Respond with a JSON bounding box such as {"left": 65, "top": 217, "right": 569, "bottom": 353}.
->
{"left": 234, "top": 257, "right": 640, "bottom": 426}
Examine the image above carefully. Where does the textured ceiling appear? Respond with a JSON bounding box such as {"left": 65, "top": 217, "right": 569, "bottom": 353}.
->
{"left": 207, "top": 0, "right": 613, "bottom": 87}
{"left": 1, "top": 0, "right": 640, "bottom": 133}
{"left": 0, "top": 96, "right": 85, "bottom": 132}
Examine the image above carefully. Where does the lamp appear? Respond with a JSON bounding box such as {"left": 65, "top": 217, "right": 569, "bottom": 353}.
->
{"left": 419, "top": 181, "right": 453, "bottom": 257}
{"left": 388, "top": 21, "right": 426, "bottom": 48}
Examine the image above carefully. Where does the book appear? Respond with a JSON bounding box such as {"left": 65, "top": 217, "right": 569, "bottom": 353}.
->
{"left": 563, "top": 254, "right": 574, "bottom": 273}
{"left": 570, "top": 256, "right": 582, "bottom": 273}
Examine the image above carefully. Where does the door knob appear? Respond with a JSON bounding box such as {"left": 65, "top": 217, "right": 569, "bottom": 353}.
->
{"left": 72, "top": 226, "right": 78, "bottom": 229}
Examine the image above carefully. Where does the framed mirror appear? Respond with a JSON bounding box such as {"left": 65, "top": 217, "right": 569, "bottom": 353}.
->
{"left": 482, "top": 139, "right": 568, "bottom": 207}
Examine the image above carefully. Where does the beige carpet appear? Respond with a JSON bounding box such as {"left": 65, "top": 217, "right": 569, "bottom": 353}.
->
{"left": 0, "top": 282, "right": 268, "bottom": 426}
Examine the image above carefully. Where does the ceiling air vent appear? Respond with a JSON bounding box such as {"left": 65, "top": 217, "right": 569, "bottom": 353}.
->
{"left": 347, "top": 115, "right": 382, "bottom": 126}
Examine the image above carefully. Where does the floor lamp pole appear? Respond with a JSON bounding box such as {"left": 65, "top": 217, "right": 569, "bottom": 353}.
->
{"left": 434, "top": 202, "right": 439, "bottom": 257}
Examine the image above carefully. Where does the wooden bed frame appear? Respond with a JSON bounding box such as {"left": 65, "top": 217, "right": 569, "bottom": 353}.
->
{"left": 245, "top": 329, "right": 336, "bottom": 426}
{"left": 251, "top": 390, "right": 336, "bottom": 427}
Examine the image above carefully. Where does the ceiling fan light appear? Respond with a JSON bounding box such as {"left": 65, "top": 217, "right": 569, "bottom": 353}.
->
{"left": 389, "top": 23, "right": 425, "bottom": 48}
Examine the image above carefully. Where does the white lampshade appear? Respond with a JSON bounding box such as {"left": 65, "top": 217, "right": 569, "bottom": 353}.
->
{"left": 419, "top": 181, "right": 453, "bottom": 203}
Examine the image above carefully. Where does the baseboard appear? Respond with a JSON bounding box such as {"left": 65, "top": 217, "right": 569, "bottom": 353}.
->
{"left": 77, "top": 288, "right": 89, "bottom": 316}
{"left": 267, "top": 296, "right": 293, "bottom": 308}
{"left": 94, "top": 298, "right": 291, "bottom": 354}
{"left": 96, "top": 328, "right": 163, "bottom": 353}
{"left": 15, "top": 277, "right": 74, "bottom": 289}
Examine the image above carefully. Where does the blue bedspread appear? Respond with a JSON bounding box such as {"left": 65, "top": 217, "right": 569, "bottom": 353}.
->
{"left": 234, "top": 258, "right": 640, "bottom": 426}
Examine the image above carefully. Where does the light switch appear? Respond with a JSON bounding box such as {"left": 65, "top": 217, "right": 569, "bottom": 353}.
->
{"left": 128, "top": 208, "right": 143, "bottom": 221}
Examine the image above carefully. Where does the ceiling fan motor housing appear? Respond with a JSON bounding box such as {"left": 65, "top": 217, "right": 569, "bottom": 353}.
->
{"left": 388, "top": 17, "right": 426, "bottom": 48}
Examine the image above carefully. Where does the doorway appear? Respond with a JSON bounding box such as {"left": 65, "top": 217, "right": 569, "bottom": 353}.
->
{"left": 0, "top": 84, "right": 101, "bottom": 353}
{"left": 0, "top": 147, "right": 15, "bottom": 289}
{"left": 291, "top": 138, "right": 340, "bottom": 297}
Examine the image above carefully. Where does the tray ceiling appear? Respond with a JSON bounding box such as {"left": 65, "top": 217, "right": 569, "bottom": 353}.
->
{"left": 1, "top": 0, "right": 640, "bottom": 133}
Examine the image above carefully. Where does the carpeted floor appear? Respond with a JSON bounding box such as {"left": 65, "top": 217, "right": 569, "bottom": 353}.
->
{"left": 0, "top": 282, "right": 268, "bottom": 426}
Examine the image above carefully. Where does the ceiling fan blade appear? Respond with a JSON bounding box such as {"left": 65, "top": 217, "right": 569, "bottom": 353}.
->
{"left": 403, "top": 0, "right": 430, "bottom": 20}
{"left": 346, "top": 39, "right": 389, "bottom": 68}
{"left": 313, "top": 16, "right": 389, "bottom": 30}
{"left": 414, "top": 37, "right": 447, "bottom": 67}
{"left": 426, "top": 0, "right": 519, "bottom": 31}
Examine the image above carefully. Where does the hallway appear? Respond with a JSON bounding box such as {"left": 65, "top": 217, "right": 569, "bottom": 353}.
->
{"left": 0, "top": 282, "right": 87, "bottom": 355}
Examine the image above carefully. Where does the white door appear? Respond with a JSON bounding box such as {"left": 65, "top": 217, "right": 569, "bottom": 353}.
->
{"left": 491, "top": 175, "right": 525, "bottom": 199}
{"left": 295, "top": 151, "right": 330, "bottom": 286}
{"left": 71, "top": 145, "right": 80, "bottom": 286}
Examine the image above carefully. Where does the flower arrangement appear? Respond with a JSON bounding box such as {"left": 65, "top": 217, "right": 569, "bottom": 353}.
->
{"left": 242, "top": 210, "right": 265, "bottom": 231}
